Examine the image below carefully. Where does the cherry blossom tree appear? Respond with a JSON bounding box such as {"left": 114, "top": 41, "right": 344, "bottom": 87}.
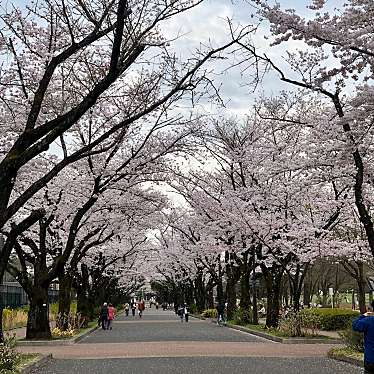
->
{"left": 0, "top": 0, "right": 249, "bottom": 301}
{"left": 241, "top": 0, "right": 374, "bottom": 261}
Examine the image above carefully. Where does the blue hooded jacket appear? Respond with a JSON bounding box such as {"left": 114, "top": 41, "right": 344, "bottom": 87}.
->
{"left": 352, "top": 315, "right": 374, "bottom": 363}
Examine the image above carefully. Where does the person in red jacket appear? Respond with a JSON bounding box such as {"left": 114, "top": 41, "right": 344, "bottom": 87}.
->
{"left": 107, "top": 303, "right": 116, "bottom": 330}
{"left": 138, "top": 300, "right": 145, "bottom": 318}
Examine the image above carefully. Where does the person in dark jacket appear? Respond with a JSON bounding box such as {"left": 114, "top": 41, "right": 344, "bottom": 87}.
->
{"left": 100, "top": 302, "right": 109, "bottom": 330}
{"left": 216, "top": 302, "right": 226, "bottom": 325}
{"left": 352, "top": 302, "right": 374, "bottom": 373}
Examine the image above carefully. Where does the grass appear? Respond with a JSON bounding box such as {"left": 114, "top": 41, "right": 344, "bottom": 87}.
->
{"left": 228, "top": 322, "right": 332, "bottom": 339}
{"left": 328, "top": 347, "right": 364, "bottom": 362}
{"left": 51, "top": 320, "right": 97, "bottom": 340}
{"left": 14, "top": 353, "right": 40, "bottom": 372}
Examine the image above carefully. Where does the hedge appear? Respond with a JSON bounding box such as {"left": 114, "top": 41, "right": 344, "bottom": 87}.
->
{"left": 301, "top": 308, "right": 359, "bottom": 331}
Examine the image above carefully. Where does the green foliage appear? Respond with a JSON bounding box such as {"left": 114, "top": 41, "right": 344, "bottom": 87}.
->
{"left": 339, "top": 329, "right": 364, "bottom": 352}
{"left": 189, "top": 304, "right": 198, "bottom": 314}
{"left": 232, "top": 308, "right": 252, "bottom": 326}
{"left": 201, "top": 309, "right": 217, "bottom": 318}
{"left": 0, "top": 334, "right": 20, "bottom": 374}
{"left": 279, "top": 311, "right": 321, "bottom": 337}
{"left": 300, "top": 308, "right": 359, "bottom": 331}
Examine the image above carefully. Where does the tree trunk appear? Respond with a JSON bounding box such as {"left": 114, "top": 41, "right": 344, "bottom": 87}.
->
{"left": 75, "top": 264, "right": 92, "bottom": 327}
{"left": 303, "top": 280, "right": 311, "bottom": 307}
{"left": 262, "top": 264, "right": 283, "bottom": 328}
{"left": 0, "top": 307, "right": 3, "bottom": 343}
{"left": 206, "top": 283, "right": 214, "bottom": 309}
{"left": 57, "top": 272, "right": 73, "bottom": 330}
{"left": 356, "top": 261, "right": 367, "bottom": 314}
{"left": 194, "top": 274, "right": 206, "bottom": 313}
{"left": 226, "top": 275, "right": 237, "bottom": 320}
{"left": 240, "top": 271, "right": 251, "bottom": 310}
{"left": 26, "top": 287, "right": 51, "bottom": 340}
{"left": 216, "top": 277, "right": 224, "bottom": 305}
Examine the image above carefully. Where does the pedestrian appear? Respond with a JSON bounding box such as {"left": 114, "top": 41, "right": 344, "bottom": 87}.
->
{"left": 177, "top": 305, "right": 184, "bottom": 322}
{"left": 352, "top": 301, "right": 374, "bottom": 373}
{"left": 156, "top": 302, "right": 159, "bottom": 310}
{"left": 216, "top": 302, "right": 225, "bottom": 325}
{"left": 124, "top": 303, "right": 130, "bottom": 317}
{"left": 184, "top": 303, "right": 189, "bottom": 323}
{"left": 107, "top": 303, "right": 116, "bottom": 330}
{"left": 131, "top": 300, "right": 136, "bottom": 317}
{"left": 99, "top": 302, "right": 109, "bottom": 330}
{"left": 138, "top": 299, "right": 145, "bottom": 318}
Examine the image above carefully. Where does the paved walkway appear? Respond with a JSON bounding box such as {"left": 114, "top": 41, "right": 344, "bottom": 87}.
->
{"left": 18, "top": 310, "right": 361, "bottom": 373}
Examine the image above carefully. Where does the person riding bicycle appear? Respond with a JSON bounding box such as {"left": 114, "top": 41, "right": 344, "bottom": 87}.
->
{"left": 216, "top": 302, "right": 226, "bottom": 325}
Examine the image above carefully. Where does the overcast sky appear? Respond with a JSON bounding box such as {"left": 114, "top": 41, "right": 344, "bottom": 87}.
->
{"left": 159, "top": 0, "right": 344, "bottom": 118}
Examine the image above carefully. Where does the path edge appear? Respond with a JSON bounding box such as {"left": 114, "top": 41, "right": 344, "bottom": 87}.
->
{"left": 327, "top": 349, "right": 364, "bottom": 367}
{"left": 17, "top": 325, "right": 98, "bottom": 346}
{"left": 20, "top": 354, "right": 52, "bottom": 373}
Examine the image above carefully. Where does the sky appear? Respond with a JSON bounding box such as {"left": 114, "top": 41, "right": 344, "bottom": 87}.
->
{"left": 157, "top": 0, "right": 345, "bottom": 118}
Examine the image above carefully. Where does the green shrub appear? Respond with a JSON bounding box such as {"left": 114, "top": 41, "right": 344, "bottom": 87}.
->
{"left": 189, "top": 304, "right": 198, "bottom": 314}
{"left": 279, "top": 311, "right": 321, "bottom": 337}
{"left": 301, "top": 308, "right": 359, "bottom": 331}
{"left": 232, "top": 308, "right": 252, "bottom": 326}
{"left": 339, "top": 328, "right": 364, "bottom": 352}
{"left": 201, "top": 309, "right": 217, "bottom": 318}
{"left": 0, "top": 334, "right": 20, "bottom": 374}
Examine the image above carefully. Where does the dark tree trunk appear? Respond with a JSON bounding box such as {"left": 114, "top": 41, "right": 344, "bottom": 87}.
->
{"left": 26, "top": 286, "right": 51, "bottom": 340}
{"left": 355, "top": 261, "right": 367, "bottom": 314}
{"left": 75, "top": 264, "right": 92, "bottom": 327}
{"left": 262, "top": 264, "right": 283, "bottom": 328}
{"left": 216, "top": 277, "right": 224, "bottom": 305}
{"left": 226, "top": 276, "right": 237, "bottom": 320}
{"left": 194, "top": 273, "right": 206, "bottom": 313}
{"left": 0, "top": 307, "right": 3, "bottom": 343}
{"left": 57, "top": 272, "right": 73, "bottom": 330}
{"left": 240, "top": 271, "right": 251, "bottom": 310}
{"left": 207, "top": 287, "right": 214, "bottom": 309}
{"left": 303, "top": 280, "right": 312, "bottom": 308}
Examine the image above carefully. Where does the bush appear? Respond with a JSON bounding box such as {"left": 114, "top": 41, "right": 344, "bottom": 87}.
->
{"left": 51, "top": 327, "right": 76, "bottom": 339}
{"left": 0, "top": 334, "right": 20, "bottom": 374}
{"left": 339, "top": 328, "right": 364, "bottom": 352}
{"left": 2, "top": 308, "right": 28, "bottom": 331}
{"left": 55, "top": 312, "right": 85, "bottom": 332}
{"left": 300, "top": 308, "right": 359, "bottom": 331}
{"left": 189, "top": 304, "right": 198, "bottom": 314}
{"left": 201, "top": 309, "right": 217, "bottom": 318}
{"left": 232, "top": 308, "right": 252, "bottom": 326}
{"left": 279, "top": 311, "right": 321, "bottom": 337}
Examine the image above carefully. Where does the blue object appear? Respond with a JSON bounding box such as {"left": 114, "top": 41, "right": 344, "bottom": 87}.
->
{"left": 352, "top": 315, "right": 374, "bottom": 363}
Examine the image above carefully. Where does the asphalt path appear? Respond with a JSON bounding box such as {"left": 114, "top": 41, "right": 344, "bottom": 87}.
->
{"left": 33, "top": 309, "right": 362, "bottom": 374}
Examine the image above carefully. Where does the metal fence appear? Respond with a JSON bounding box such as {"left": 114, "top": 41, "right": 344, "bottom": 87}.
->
{"left": 0, "top": 283, "right": 59, "bottom": 309}
{"left": 0, "top": 283, "right": 28, "bottom": 309}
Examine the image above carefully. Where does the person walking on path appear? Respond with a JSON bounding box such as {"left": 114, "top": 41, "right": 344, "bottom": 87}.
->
{"left": 352, "top": 303, "right": 374, "bottom": 373}
{"left": 177, "top": 305, "right": 184, "bottom": 322}
{"left": 107, "top": 303, "right": 116, "bottom": 330}
{"left": 138, "top": 300, "right": 145, "bottom": 318}
{"left": 183, "top": 303, "right": 189, "bottom": 323}
{"left": 124, "top": 303, "right": 130, "bottom": 317}
{"left": 99, "top": 302, "right": 109, "bottom": 330}
{"left": 216, "top": 302, "right": 226, "bottom": 325}
{"left": 131, "top": 300, "right": 136, "bottom": 317}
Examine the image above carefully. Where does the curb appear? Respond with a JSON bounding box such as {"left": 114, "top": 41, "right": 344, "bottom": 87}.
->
{"left": 193, "top": 315, "right": 341, "bottom": 344}
{"left": 73, "top": 325, "right": 98, "bottom": 343}
{"left": 227, "top": 323, "right": 342, "bottom": 344}
{"left": 20, "top": 354, "right": 52, "bottom": 373}
{"left": 327, "top": 351, "right": 364, "bottom": 367}
{"left": 17, "top": 325, "right": 98, "bottom": 346}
